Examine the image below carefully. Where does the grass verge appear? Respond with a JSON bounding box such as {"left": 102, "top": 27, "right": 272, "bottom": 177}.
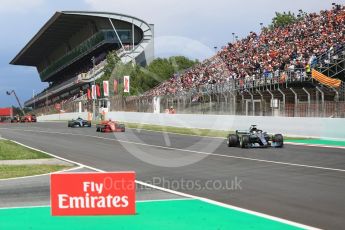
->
{"left": 53, "top": 119, "right": 312, "bottom": 140}
{"left": 120, "top": 122, "right": 311, "bottom": 140}
{"left": 0, "top": 140, "right": 52, "bottom": 160}
{"left": 124, "top": 122, "right": 230, "bottom": 138}
{"left": 0, "top": 165, "right": 70, "bottom": 179}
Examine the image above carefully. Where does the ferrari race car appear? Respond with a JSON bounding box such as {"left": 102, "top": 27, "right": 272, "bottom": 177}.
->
{"left": 96, "top": 120, "right": 125, "bottom": 132}
{"left": 227, "top": 125, "right": 283, "bottom": 148}
{"left": 20, "top": 114, "right": 37, "bottom": 123}
{"left": 68, "top": 118, "right": 92, "bottom": 128}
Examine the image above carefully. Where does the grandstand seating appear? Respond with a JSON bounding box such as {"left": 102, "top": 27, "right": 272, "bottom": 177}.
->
{"left": 144, "top": 5, "right": 345, "bottom": 97}
{"left": 30, "top": 5, "right": 345, "bottom": 118}
{"left": 39, "top": 30, "right": 126, "bottom": 81}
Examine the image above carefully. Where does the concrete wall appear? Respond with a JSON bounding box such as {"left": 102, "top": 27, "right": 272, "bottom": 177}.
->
{"left": 38, "top": 112, "right": 345, "bottom": 139}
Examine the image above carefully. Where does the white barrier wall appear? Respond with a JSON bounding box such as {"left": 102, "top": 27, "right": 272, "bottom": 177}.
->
{"left": 38, "top": 113, "right": 89, "bottom": 121}
{"left": 38, "top": 112, "right": 345, "bottom": 139}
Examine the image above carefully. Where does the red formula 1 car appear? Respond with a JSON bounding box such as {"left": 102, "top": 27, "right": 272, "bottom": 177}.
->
{"left": 96, "top": 120, "right": 125, "bottom": 132}
{"left": 20, "top": 114, "right": 37, "bottom": 123}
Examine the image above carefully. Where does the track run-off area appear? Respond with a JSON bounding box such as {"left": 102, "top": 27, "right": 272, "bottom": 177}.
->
{"left": 0, "top": 122, "right": 344, "bottom": 230}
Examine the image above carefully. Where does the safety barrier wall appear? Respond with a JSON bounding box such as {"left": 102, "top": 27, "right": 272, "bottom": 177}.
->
{"left": 38, "top": 112, "right": 345, "bottom": 139}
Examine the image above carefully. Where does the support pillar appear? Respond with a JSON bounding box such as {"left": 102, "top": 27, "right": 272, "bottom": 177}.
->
{"left": 278, "top": 88, "right": 286, "bottom": 116}
{"left": 267, "top": 89, "right": 274, "bottom": 116}
{"left": 316, "top": 87, "right": 325, "bottom": 117}
{"left": 290, "top": 88, "right": 298, "bottom": 117}
{"left": 302, "top": 87, "right": 311, "bottom": 117}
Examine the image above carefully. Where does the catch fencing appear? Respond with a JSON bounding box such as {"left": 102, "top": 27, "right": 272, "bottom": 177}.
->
{"left": 33, "top": 70, "right": 345, "bottom": 118}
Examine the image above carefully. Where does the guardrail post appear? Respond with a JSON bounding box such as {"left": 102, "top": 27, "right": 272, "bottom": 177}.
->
{"left": 316, "top": 87, "right": 325, "bottom": 117}
{"left": 267, "top": 89, "right": 274, "bottom": 116}
{"left": 256, "top": 90, "right": 264, "bottom": 116}
{"left": 221, "top": 93, "right": 227, "bottom": 114}
{"left": 290, "top": 88, "right": 298, "bottom": 117}
{"left": 247, "top": 91, "right": 254, "bottom": 116}
{"left": 278, "top": 88, "right": 286, "bottom": 117}
{"left": 331, "top": 87, "right": 339, "bottom": 118}
{"left": 230, "top": 91, "right": 236, "bottom": 115}
{"left": 241, "top": 93, "right": 245, "bottom": 116}
{"left": 302, "top": 88, "right": 311, "bottom": 117}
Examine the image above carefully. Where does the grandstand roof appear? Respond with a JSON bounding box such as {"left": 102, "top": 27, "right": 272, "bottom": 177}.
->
{"left": 10, "top": 11, "right": 152, "bottom": 66}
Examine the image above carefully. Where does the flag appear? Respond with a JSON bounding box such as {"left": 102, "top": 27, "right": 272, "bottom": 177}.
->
{"left": 312, "top": 69, "right": 341, "bottom": 88}
{"left": 87, "top": 88, "right": 91, "bottom": 100}
{"left": 114, "top": 79, "right": 118, "bottom": 95}
{"left": 124, "top": 76, "right": 130, "bottom": 93}
{"left": 96, "top": 84, "right": 101, "bottom": 98}
{"left": 91, "top": 85, "right": 97, "bottom": 99}
{"left": 103, "top": 81, "right": 109, "bottom": 97}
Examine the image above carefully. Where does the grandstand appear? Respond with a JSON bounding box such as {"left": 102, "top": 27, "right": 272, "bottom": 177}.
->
{"left": 11, "top": 5, "right": 345, "bottom": 118}
{"left": 10, "top": 11, "right": 154, "bottom": 110}
{"left": 140, "top": 4, "right": 345, "bottom": 117}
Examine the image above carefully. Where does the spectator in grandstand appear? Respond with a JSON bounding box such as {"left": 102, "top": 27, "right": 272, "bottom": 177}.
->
{"left": 145, "top": 4, "right": 345, "bottom": 97}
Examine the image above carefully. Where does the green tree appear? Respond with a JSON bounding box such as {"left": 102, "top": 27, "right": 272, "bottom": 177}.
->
{"left": 96, "top": 53, "right": 198, "bottom": 97}
{"left": 147, "top": 58, "right": 175, "bottom": 82}
{"left": 96, "top": 51, "right": 120, "bottom": 84}
{"left": 169, "top": 56, "right": 198, "bottom": 72}
{"left": 271, "top": 11, "right": 297, "bottom": 28}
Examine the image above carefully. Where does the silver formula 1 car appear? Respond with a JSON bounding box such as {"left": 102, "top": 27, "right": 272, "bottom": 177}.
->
{"left": 68, "top": 117, "right": 92, "bottom": 128}
{"left": 227, "top": 125, "right": 283, "bottom": 148}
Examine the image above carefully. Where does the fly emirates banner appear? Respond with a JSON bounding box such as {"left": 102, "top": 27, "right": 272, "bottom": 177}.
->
{"left": 51, "top": 172, "right": 136, "bottom": 216}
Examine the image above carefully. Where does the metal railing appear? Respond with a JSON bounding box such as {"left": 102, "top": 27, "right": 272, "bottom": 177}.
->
{"left": 315, "top": 44, "right": 345, "bottom": 78}
{"left": 32, "top": 46, "right": 345, "bottom": 118}
{"left": 38, "top": 90, "right": 344, "bottom": 118}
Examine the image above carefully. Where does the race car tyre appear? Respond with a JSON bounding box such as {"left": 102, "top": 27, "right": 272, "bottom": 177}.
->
{"left": 227, "top": 134, "right": 238, "bottom": 147}
{"left": 240, "top": 135, "right": 250, "bottom": 148}
{"left": 273, "top": 134, "right": 284, "bottom": 147}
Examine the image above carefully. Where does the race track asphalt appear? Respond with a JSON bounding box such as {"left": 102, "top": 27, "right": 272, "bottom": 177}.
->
{"left": 0, "top": 122, "right": 344, "bottom": 229}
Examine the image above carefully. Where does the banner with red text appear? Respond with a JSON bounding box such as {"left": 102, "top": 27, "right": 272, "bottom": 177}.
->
{"left": 51, "top": 172, "right": 136, "bottom": 216}
{"left": 103, "top": 81, "right": 109, "bottom": 97}
{"left": 124, "top": 76, "right": 130, "bottom": 93}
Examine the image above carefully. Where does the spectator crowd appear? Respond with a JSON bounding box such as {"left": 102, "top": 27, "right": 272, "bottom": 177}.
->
{"left": 145, "top": 4, "right": 345, "bottom": 97}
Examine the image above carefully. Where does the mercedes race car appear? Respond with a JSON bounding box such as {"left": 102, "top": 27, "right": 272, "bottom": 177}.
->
{"left": 10, "top": 116, "right": 21, "bottom": 123}
{"left": 96, "top": 120, "right": 125, "bottom": 132}
{"left": 227, "top": 125, "right": 283, "bottom": 148}
{"left": 68, "top": 118, "right": 92, "bottom": 128}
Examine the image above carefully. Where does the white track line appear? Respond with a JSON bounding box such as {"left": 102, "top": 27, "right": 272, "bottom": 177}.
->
{"left": 1, "top": 128, "right": 345, "bottom": 173}
{"left": 0, "top": 205, "right": 50, "bottom": 210}
{"left": 0, "top": 166, "right": 83, "bottom": 181}
{"left": 136, "top": 198, "right": 193, "bottom": 203}
{"left": 0, "top": 198, "right": 194, "bottom": 210}
{"left": 3, "top": 138, "right": 320, "bottom": 230}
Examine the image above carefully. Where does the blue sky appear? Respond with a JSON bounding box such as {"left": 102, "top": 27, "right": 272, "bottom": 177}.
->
{"left": 0, "top": 0, "right": 337, "bottom": 107}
